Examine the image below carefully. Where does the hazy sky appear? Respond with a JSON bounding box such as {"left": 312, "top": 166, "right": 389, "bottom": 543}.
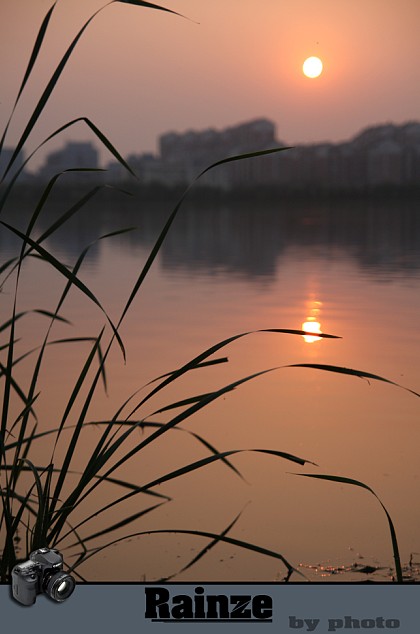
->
{"left": 1, "top": 0, "right": 419, "bottom": 171}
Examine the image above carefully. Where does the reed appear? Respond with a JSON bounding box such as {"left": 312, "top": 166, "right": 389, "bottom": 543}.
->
{"left": 0, "top": 1, "right": 417, "bottom": 584}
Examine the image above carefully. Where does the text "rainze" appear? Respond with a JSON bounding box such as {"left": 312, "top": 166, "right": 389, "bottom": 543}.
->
{"left": 144, "top": 586, "right": 273, "bottom": 622}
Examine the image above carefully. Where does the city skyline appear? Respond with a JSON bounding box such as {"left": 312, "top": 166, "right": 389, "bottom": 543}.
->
{"left": 1, "top": 1, "right": 419, "bottom": 172}
{"left": 9, "top": 116, "right": 420, "bottom": 192}
{"left": 11, "top": 114, "right": 420, "bottom": 173}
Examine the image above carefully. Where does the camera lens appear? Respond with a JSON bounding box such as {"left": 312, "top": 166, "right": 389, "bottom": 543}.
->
{"left": 45, "top": 572, "right": 75, "bottom": 602}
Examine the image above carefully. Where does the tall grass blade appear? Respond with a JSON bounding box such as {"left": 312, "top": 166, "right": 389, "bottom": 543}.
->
{"left": 150, "top": 392, "right": 219, "bottom": 415}
{"left": 9, "top": 393, "right": 40, "bottom": 437}
{"left": 66, "top": 528, "right": 303, "bottom": 580}
{"left": 7, "top": 226, "right": 124, "bottom": 489}
{"left": 0, "top": 310, "right": 70, "bottom": 335}
{"left": 293, "top": 473, "right": 403, "bottom": 583}
{"left": 3, "top": 223, "right": 130, "bottom": 508}
{"left": 54, "top": 330, "right": 106, "bottom": 446}
{"left": 18, "top": 459, "right": 45, "bottom": 551}
{"left": 159, "top": 509, "right": 244, "bottom": 581}
{"left": 116, "top": 149, "right": 293, "bottom": 331}
{"left": 64, "top": 447, "right": 312, "bottom": 538}
{"left": 0, "top": 487, "right": 17, "bottom": 580}
{"left": 148, "top": 357, "right": 229, "bottom": 385}
{"left": 57, "top": 153, "right": 301, "bottom": 489}
{"left": 2, "top": 462, "right": 170, "bottom": 502}
{"left": 8, "top": 173, "right": 108, "bottom": 277}
{"left": 129, "top": 328, "right": 340, "bottom": 416}
{"left": 100, "top": 357, "right": 229, "bottom": 425}
{"left": 1, "top": 0, "right": 187, "bottom": 184}
{"left": 115, "top": 0, "right": 193, "bottom": 21}
{"left": 32, "top": 463, "right": 54, "bottom": 549}
{"left": 63, "top": 522, "right": 88, "bottom": 575}
{"left": 3, "top": 418, "right": 243, "bottom": 481}
{"left": 35, "top": 178, "right": 128, "bottom": 247}
{"left": 51, "top": 366, "right": 315, "bottom": 533}
{"left": 140, "top": 448, "right": 313, "bottom": 492}
{"left": 139, "top": 420, "right": 245, "bottom": 480}
{"left": 0, "top": 362, "right": 38, "bottom": 423}
{"left": 80, "top": 119, "right": 137, "bottom": 178}
{"left": 0, "top": 120, "right": 131, "bottom": 214}
{"left": 0, "top": 285, "right": 19, "bottom": 445}
{"left": 48, "top": 328, "right": 106, "bottom": 519}
{"left": 18, "top": 422, "right": 39, "bottom": 468}
{"left": 1, "top": 5, "right": 110, "bottom": 181}
{"left": 0, "top": 257, "right": 18, "bottom": 277}
{"left": 89, "top": 418, "right": 245, "bottom": 483}
{"left": 286, "top": 363, "right": 420, "bottom": 398}
{"left": 87, "top": 368, "right": 288, "bottom": 488}
{"left": 0, "top": 2, "right": 58, "bottom": 161}
{"left": 0, "top": 221, "right": 125, "bottom": 358}
{"left": 49, "top": 442, "right": 311, "bottom": 546}
{"left": 67, "top": 501, "right": 167, "bottom": 548}
{"left": 199, "top": 147, "right": 294, "bottom": 178}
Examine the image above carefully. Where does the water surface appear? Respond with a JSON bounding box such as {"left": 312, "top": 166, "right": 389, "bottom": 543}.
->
{"left": 2, "top": 195, "right": 420, "bottom": 582}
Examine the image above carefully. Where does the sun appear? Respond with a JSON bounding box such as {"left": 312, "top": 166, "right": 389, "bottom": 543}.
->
{"left": 303, "top": 56, "right": 323, "bottom": 78}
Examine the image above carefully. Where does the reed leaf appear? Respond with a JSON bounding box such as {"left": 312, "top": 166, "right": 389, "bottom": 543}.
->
{"left": 0, "top": 221, "right": 125, "bottom": 358}
{"left": 293, "top": 473, "right": 403, "bottom": 583}
{"left": 66, "top": 501, "right": 167, "bottom": 548}
{"left": 1, "top": 5, "right": 111, "bottom": 182}
{"left": 115, "top": 0, "right": 191, "bottom": 21}
{"left": 0, "top": 174, "right": 112, "bottom": 286}
{"left": 80, "top": 368, "right": 286, "bottom": 499}
{"left": 66, "top": 527, "right": 303, "bottom": 580}
{"left": 116, "top": 150, "right": 294, "bottom": 332}
{"left": 8, "top": 393, "right": 40, "bottom": 437}
{"left": 0, "top": 120, "right": 132, "bottom": 215}
{"left": 50, "top": 446, "right": 312, "bottom": 546}
{"left": 54, "top": 151, "right": 301, "bottom": 501}
{"left": 138, "top": 420, "right": 245, "bottom": 481}
{"left": 286, "top": 363, "right": 420, "bottom": 398}
{"left": 0, "top": 257, "right": 18, "bottom": 277}
{"left": 147, "top": 357, "right": 229, "bottom": 385}
{"left": 1, "top": 463, "right": 171, "bottom": 503}
{"left": 0, "top": 2, "right": 58, "bottom": 161}
{"left": 18, "top": 459, "right": 45, "bottom": 551}
{"left": 158, "top": 509, "right": 244, "bottom": 582}
{"left": 150, "top": 392, "right": 220, "bottom": 415}
{"left": 0, "top": 362, "right": 38, "bottom": 423}
{"left": 0, "top": 487, "right": 18, "bottom": 579}
{"left": 48, "top": 328, "right": 106, "bottom": 520}
{"left": 2, "top": 0, "right": 413, "bottom": 583}
{"left": 0, "top": 310, "right": 70, "bottom": 335}
{"left": 0, "top": 0, "right": 186, "bottom": 176}
{"left": 128, "top": 328, "right": 340, "bottom": 417}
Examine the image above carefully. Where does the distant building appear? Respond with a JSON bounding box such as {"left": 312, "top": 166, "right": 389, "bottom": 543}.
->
{"left": 400, "top": 122, "right": 420, "bottom": 185}
{"left": 104, "top": 159, "right": 125, "bottom": 184}
{"left": 31, "top": 119, "right": 420, "bottom": 191}
{"left": 280, "top": 121, "right": 420, "bottom": 191}
{"left": 157, "top": 119, "right": 420, "bottom": 191}
{"left": 368, "top": 140, "right": 403, "bottom": 186}
{"left": 126, "top": 153, "right": 186, "bottom": 186}
{"left": 0, "top": 147, "right": 26, "bottom": 184}
{"left": 38, "top": 141, "right": 98, "bottom": 182}
{"left": 159, "top": 118, "right": 280, "bottom": 189}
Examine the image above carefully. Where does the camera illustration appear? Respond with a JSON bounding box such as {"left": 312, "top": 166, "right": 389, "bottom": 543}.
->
{"left": 11, "top": 547, "right": 75, "bottom": 606}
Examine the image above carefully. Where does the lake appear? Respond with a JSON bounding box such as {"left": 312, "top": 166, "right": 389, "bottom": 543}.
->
{"left": 1, "top": 191, "right": 420, "bottom": 582}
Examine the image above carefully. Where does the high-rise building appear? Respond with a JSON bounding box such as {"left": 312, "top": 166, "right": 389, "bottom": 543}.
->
{"left": 38, "top": 141, "right": 98, "bottom": 182}
{"left": 0, "top": 147, "right": 26, "bottom": 184}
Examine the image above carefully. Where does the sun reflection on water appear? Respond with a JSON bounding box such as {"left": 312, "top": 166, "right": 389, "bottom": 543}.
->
{"left": 302, "top": 299, "right": 323, "bottom": 343}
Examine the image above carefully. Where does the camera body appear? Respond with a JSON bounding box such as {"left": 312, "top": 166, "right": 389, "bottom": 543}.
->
{"left": 12, "top": 547, "right": 75, "bottom": 606}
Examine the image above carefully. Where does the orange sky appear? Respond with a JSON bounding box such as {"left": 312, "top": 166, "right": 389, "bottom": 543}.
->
{"left": 1, "top": 0, "right": 419, "bottom": 170}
